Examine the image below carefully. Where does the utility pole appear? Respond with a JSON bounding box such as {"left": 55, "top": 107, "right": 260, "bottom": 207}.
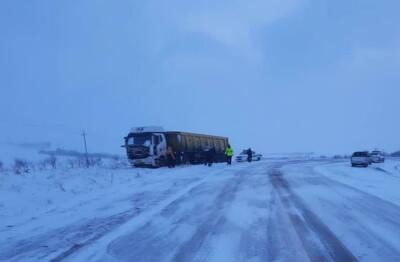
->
{"left": 82, "top": 130, "right": 89, "bottom": 168}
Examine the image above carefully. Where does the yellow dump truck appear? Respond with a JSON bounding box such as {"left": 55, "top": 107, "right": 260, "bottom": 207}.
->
{"left": 123, "top": 126, "right": 229, "bottom": 167}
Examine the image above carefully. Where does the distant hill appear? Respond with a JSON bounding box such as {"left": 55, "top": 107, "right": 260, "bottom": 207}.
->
{"left": 9, "top": 142, "right": 51, "bottom": 151}
{"left": 0, "top": 142, "right": 51, "bottom": 165}
{"left": 391, "top": 151, "right": 400, "bottom": 157}
{"left": 39, "top": 148, "right": 120, "bottom": 159}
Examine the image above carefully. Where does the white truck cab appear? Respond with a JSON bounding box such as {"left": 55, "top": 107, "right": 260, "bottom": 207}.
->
{"left": 123, "top": 126, "right": 167, "bottom": 167}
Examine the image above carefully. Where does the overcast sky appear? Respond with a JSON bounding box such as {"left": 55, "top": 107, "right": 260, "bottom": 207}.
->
{"left": 1, "top": 0, "right": 399, "bottom": 156}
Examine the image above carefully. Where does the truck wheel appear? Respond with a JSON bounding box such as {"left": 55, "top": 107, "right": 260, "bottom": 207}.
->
{"left": 187, "top": 154, "right": 196, "bottom": 165}
{"left": 159, "top": 156, "right": 166, "bottom": 167}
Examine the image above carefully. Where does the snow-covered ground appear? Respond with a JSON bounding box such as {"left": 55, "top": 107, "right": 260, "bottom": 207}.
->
{"left": 1, "top": 159, "right": 400, "bottom": 261}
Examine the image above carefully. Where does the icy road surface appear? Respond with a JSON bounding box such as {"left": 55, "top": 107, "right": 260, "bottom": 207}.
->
{"left": 1, "top": 159, "right": 400, "bottom": 261}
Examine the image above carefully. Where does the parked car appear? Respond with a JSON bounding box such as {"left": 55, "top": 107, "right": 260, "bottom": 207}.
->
{"left": 351, "top": 151, "right": 371, "bottom": 167}
{"left": 370, "top": 150, "right": 385, "bottom": 163}
{"left": 236, "top": 150, "right": 262, "bottom": 162}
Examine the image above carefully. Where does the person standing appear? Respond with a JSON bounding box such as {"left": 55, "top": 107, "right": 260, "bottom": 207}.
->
{"left": 207, "top": 146, "right": 216, "bottom": 167}
{"left": 225, "top": 144, "right": 233, "bottom": 165}
{"left": 247, "top": 148, "right": 253, "bottom": 163}
{"left": 166, "top": 146, "right": 176, "bottom": 168}
{"left": 203, "top": 147, "right": 210, "bottom": 166}
{"left": 175, "top": 150, "right": 183, "bottom": 165}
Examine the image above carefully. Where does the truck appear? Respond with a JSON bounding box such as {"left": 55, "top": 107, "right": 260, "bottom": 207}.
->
{"left": 122, "top": 126, "right": 229, "bottom": 168}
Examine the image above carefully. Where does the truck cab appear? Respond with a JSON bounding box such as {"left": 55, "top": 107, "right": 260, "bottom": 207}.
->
{"left": 123, "top": 127, "right": 167, "bottom": 167}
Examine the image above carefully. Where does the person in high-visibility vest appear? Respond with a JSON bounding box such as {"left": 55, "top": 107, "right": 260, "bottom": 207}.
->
{"left": 225, "top": 144, "right": 233, "bottom": 165}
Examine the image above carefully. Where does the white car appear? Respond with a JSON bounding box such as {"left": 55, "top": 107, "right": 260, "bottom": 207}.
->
{"left": 236, "top": 150, "right": 262, "bottom": 162}
{"left": 351, "top": 151, "right": 370, "bottom": 167}
{"left": 370, "top": 151, "right": 385, "bottom": 163}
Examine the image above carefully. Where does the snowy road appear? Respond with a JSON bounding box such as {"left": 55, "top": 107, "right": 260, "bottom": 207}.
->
{"left": 2, "top": 159, "right": 400, "bottom": 261}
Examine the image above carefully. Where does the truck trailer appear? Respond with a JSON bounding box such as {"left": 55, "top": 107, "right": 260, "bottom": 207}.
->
{"left": 122, "top": 126, "right": 229, "bottom": 167}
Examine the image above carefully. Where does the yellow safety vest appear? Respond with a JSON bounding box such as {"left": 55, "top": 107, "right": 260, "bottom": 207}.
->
{"left": 225, "top": 148, "right": 233, "bottom": 157}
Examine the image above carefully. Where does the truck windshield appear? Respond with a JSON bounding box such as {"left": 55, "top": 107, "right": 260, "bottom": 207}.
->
{"left": 127, "top": 134, "right": 151, "bottom": 146}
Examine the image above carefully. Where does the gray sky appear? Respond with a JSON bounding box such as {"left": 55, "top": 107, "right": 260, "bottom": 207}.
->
{"left": 1, "top": 0, "right": 399, "bottom": 156}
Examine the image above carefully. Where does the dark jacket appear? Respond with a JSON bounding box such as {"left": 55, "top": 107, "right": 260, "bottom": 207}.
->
{"left": 247, "top": 149, "right": 253, "bottom": 157}
{"left": 208, "top": 147, "right": 216, "bottom": 159}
